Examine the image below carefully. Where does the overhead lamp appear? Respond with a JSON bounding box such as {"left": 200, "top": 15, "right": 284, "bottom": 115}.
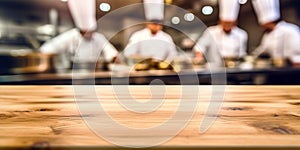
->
{"left": 99, "top": 3, "right": 111, "bottom": 12}
{"left": 239, "top": 0, "right": 248, "bottom": 4}
{"left": 202, "top": 6, "right": 213, "bottom": 15}
{"left": 171, "top": 16, "right": 180, "bottom": 25}
{"left": 184, "top": 13, "right": 195, "bottom": 22}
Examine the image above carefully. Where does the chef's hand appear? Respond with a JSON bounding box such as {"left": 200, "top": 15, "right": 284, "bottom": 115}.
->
{"left": 192, "top": 51, "right": 205, "bottom": 65}
{"left": 111, "top": 56, "right": 123, "bottom": 64}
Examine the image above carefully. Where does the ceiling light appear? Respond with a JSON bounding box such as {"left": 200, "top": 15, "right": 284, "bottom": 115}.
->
{"left": 184, "top": 13, "right": 195, "bottom": 22}
{"left": 202, "top": 6, "right": 213, "bottom": 16}
{"left": 171, "top": 16, "right": 180, "bottom": 25}
{"left": 239, "top": 0, "right": 248, "bottom": 4}
{"left": 99, "top": 3, "right": 111, "bottom": 12}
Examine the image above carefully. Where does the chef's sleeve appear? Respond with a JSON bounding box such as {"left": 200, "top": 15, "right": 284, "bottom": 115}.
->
{"left": 165, "top": 38, "right": 177, "bottom": 62}
{"left": 103, "top": 43, "right": 119, "bottom": 62}
{"left": 252, "top": 33, "right": 269, "bottom": 57}
{"left": 285, "top": 27, "right": 300, "bottom": 56}
{"left": 40, "top": 29, "right": 77, "bottom": 54}
{"left": 98, "top": 35, "right": 119, "bottom": 62}
{"left": 193, "top": 30, "right": 210, "bottom": 55}
{"left": 123, "top": 33, "right": 140, "bottom": 57}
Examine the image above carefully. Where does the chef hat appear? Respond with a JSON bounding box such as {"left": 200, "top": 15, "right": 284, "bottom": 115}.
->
{"left": 219, "top": 0, "right": 240, "bottom": 21}
{"left": 144, "top": 0, "right": 164, "bottom": 22}
{"left": 68, "top": 0, "right": 97, "bottom": 31}
{"left": 252, "top": 0, "right": 281, "bottom": 25}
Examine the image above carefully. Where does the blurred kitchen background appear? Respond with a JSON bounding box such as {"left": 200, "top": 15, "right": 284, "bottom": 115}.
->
{"left": 0, "top": 0, "right": 299, "bottom": 52}
{"left": 0, "top": 0, "right": 299, "bottom": 85}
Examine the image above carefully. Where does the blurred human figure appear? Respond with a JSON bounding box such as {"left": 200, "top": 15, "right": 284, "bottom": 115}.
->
{"left": 252, "top": 0, "right": 300, "bottom": 59}
{"left": 123, "top": 0, "right": 177, "bottom": 63}
{"left": 40, "top": 0, "right": 118, "bottom": 66}
{"left": 193, "top": 0, "right": 248, "bottom": 66}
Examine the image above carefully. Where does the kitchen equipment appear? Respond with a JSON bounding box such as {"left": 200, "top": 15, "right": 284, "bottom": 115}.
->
{"left": 289, "top": 55, "right": 300, "bottom": 68}
{"left": 238, "top": 55, "right": 280, "bottom": 70}
{"left": 108, "top": 64, "right": 133, "bottom": 72}
{"left": 241, "top": 54, "right": 289, "bottom": 69}
{"left": 173, "top": 55, "right": 195, "bottom": 71}
{"left": 272, "top": 58, "right": 288, "bottom": 68}
{"left": 239, "top": 55, "right": 255, "bottom": 70}
{"left": 254, "top": 59, "right": 271, "bottom": 69}
{"left": 71, "top": 60, "right": 115, "bottom": 72}
{"left": 0, "top": 50, "right": 57, "bottom": 74}
{"left": 223, "top": 57, "right": 241, "bottom": 68}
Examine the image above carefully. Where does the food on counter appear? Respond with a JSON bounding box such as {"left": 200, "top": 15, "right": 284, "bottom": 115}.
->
{"left": 134, "top": 59, "right": 173, "bottom": 71}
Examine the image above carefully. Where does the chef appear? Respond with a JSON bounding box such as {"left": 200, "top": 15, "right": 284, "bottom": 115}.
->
{"left": 193, "top": 0, "right": 248, "bottom": 66}
{"left": 40, "top": 0, "right": 118, "bottom": 65}
{"left": 251, "top": 0, "right": 300, "bottom": 59}
{"left": 123, "top": 0, "right": 177, "bottom": 63}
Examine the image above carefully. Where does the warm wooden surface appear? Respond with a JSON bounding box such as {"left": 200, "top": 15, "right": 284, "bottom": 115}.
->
{"left": 0, "top": 86, "right": 300, "bottom": 149}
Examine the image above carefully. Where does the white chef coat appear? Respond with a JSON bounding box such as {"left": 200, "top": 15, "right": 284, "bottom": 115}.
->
{"left": 254, "top": 21, "right": 300, "bottom": 58}
{"left": 193, "top": 25, "right": 248, "bottom": 64}
{"left": 124, "top": 28, "right": 177, "bottom": 62}
{"left": 40, "top": 28, "right": 118, "bottom": 63}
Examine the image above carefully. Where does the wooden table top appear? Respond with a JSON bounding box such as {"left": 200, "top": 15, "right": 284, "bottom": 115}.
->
{"left": 0, "top": 86, "right": 300, "bottom": 149}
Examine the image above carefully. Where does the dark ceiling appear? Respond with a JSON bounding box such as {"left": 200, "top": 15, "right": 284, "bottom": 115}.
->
{"left": 0, "top": 0, "right": 298, "bottom": 26}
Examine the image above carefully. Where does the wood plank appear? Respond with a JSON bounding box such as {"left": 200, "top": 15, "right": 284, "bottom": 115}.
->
{"left": 0, "top": 86, "right": 299, "bottom": 148}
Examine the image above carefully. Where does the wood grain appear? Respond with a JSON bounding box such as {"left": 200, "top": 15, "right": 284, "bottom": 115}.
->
{"left": 0, "top": 86, "right": 299, "bottom": 148}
